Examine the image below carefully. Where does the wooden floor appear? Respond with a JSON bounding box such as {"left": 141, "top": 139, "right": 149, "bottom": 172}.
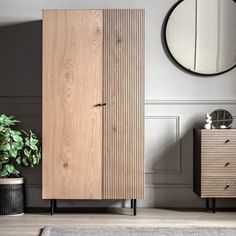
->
{"left": 1, "top": 208, "right": 236, "bottom": 236}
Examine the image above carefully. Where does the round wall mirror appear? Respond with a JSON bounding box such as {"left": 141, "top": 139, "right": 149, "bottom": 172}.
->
{"left": 164, "top": 0, "right": 236, "bottom": 75}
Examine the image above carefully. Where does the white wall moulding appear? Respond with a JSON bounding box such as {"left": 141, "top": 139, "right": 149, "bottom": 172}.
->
{"left": 145, "top": 100, "right": 236, "bottom": 105}
{"left": 2, "top": 98, "right": 236, "bottom": 105}
{"left": 145, "top": 116, "right": 181, "bottom": 175}
{"left": 145, "top": 184, "right": 192, "bottom": 189}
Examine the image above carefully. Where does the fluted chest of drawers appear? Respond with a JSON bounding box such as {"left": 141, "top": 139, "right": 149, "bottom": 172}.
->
{"left": 193, "top": 129, "right": 236, "bottom": 212}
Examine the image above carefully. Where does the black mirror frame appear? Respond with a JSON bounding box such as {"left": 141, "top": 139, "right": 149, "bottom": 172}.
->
{"left": 162, "top": 0, "right": 236, "bottom": 76}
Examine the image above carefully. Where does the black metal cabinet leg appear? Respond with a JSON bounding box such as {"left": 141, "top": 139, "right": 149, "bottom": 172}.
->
{"left": 50, "top": 199, "right": 56, "bottom": 215}
{"left": 206, "top": 198, "right": 209, "bottom": 211}
{"left": 133, "top": 199, "right": 136, "bottom": 216}
{"left": 131, "top": 199, "right": 133, "bottom": 209}
{"left": 212, "top": 198, "right": 216, "bottom": 214}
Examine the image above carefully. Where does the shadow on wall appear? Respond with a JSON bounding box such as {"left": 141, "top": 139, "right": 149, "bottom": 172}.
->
{"left": 0, "top": 21, "right": 42, "bottom": 97}
{"left": 0, "top": 21, "right": 43, "bottom": 207}
{"left": 147, "top": 120, "right": 203, "bottom": 180}
{"left": 145, "top": 120, "right": 204, "bottom": 208}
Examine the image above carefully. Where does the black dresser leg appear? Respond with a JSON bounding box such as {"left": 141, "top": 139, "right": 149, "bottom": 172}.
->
{"left": 50, "top": 199, "right": 56, "bottom": 215}
{"left": 212, "top": 198, "right": 216, "bottom": 214}
{"left": 133, "top": 199, "right": 136, "bottom": 216}
{"left": 206, "top": 198, "right": 209, "bottom": 211}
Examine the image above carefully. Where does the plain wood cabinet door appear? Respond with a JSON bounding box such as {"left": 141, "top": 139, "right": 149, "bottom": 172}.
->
{"left": 43, "top": 10, "right": 103, "bottom": 199}
{"left": 43, "top": 9, "right": 144, "bottom": 200}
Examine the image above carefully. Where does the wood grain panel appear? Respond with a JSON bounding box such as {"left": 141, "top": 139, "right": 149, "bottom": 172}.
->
{"left": 202, "top": 130, "right": 236, "bottom": 154}
{"left": 103, "top": 9, "right": 145, "bottom": 199}
{"left": 202, "top": 147, "right": 236, "bottom": 153}
{"left": 202, "top": 156, "right": 236, "bottom": 176}
{"left": 202, "top": 176, "right": 236, "bottom": 197}
{"left": 202, "top": 129, "right": 236, "bottom": 139}
{"left": 43, "top": 10, "right": 103, "bottom": 199}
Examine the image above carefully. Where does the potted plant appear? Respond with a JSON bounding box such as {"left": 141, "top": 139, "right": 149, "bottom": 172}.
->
{"left": 0, "top": 114, "right": 41, "bottom": 215}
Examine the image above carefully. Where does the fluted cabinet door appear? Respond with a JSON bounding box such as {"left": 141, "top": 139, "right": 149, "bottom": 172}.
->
{"left": 103, "top": 10, "right": 145, "bottom": 199}
{"left": 42, "top": 10, "right": 103, "bottom": 199}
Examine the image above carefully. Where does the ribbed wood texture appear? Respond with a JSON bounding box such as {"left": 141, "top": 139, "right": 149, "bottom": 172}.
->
{"left": 103, "top": 9, "right": 145, "bottom": 199}
{"left": 202, "top": 176, "right": 236, "bottom": 197}
{"left": 43, "top": 10, "right": 103, "bottom": 199}
{"left": 202, "top": 130, "right": 236, "bottom": 177}
{"left": 198, "top": 130, "right": 236, "bottom": 197}
{"left": 202, "top": 155, "right": 236, "bottom": 176}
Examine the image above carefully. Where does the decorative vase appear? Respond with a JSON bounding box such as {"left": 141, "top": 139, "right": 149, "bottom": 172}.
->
{"left": 203, "top": 113, "right": 212, "bottom": 129}
{"left": 0, "top": 177, "right": 24, "bottom": 215}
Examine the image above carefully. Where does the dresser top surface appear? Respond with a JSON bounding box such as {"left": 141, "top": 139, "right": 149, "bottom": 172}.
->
{"left": 194, "top": 128, "right": 236, "bottom": 131}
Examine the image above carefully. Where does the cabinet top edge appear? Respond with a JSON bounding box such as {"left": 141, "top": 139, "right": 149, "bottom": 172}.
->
{"left": 42, "top": 9, "right": 145, "bottom": 12}
{"left": 194, "top": 128, "right": 236, "bottom": 131}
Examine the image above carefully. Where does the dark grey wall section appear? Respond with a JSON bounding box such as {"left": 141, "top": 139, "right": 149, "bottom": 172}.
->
{"left": 0, "top": 21, "right": 44, "bottom": 207}
{"left": 0, "top": 22, "right": 42, "bottom": 96}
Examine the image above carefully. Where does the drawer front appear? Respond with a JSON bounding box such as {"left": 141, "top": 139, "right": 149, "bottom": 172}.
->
{"left": 202, "top": 177, "right": 236, "bottom": 197}
{"left": 202, "top": 130, "right": 236, "bottom": 139}
{"left": 202, "top": 131, "right": 236, "bottom": 153}
{"left": 202, "top": 153, "right": 236, "bottom": 176}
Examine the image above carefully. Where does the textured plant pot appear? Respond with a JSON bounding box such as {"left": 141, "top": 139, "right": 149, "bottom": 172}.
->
{"left": 0, "top": 177, "right": 24, "bottom": 215}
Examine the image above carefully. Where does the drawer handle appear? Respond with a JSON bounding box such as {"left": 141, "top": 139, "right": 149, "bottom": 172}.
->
{"left": 225, "top": 139, "right": 230, "bottom": 144}
{"left": 225, "top": 185, "right": 230, "bottom": 190}
{"left": 94, "top": 103, "right": 106, "bottom": 107}
{"left": 225, "top": 162, "right": 230, "bottom": 167}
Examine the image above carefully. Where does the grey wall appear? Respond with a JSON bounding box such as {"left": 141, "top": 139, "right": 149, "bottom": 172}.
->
{"left": 0, "top": 0, "right": 236, "bottom": 208}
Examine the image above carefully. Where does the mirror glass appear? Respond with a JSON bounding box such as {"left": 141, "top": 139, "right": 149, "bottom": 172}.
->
{"left": 210, "top": 109, "right": 233, "bottom": 128}
{"left": 165, "top": 0, "right": 236, "bottom": 75}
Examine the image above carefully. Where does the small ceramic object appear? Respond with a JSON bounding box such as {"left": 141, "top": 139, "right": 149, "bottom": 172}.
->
{"left": 203, "top": 113, "right": 212, "bottom": 129}
{"left": 220, "top": 125, "right": 226, "bottom": 129}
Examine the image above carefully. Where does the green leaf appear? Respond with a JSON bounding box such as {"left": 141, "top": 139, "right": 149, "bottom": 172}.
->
{"left": 22, "top": 157, "right": 29, "bottom": 166}
{"left": 32, "top": 155, "right": 37, "bottom": 165}
{"left": 0, "top": 114, "right": 19, "bottom": 127}
{"left": 31, "top": 139, "right": 38, "bottom": 145}
{"left": 0, "top": 154, "right": 9, "bottom": 162}
{"left": 24, "top": 148, "right": 31, "bottom": 157}
{"left": 16, "top": 156, "right": 22, "bottom": 165}
{"left": 37, "top": 150, "right": 41, "bottom": 164}
{"left": 0, "top": 169, "right": 8, "bottom": 177}
{"left": 0, "top": 143, "right": 11, "bottom": 151}
{"left": 12, "top": 168, "right": 20, "bottom": 176}
{"left": 9, "top": 149, "right": 17, "bottom": 158}
{"left": 5, "top": 164, "right": 14, "bottom": 174}
{"left": 11, "top": 142, "right": 23, "bottom": 151}
{"left": 25, "top": 137, "right": 30, "bottom": 147}
{"left": 13, "top": 135, "right": 23, "bottom": 142}
{"left": 30, "top": 144, "right": 38, "bottom": 151}
{"left": 10, "top": 130, "right": 22, "bottom": 142}
{"left": 30, "top": 130, "right": 36, "bottom": 138}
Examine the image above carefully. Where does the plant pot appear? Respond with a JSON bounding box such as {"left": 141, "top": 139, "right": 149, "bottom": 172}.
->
{"left": 0, "top": 177, "right": 24, "bottom": 215}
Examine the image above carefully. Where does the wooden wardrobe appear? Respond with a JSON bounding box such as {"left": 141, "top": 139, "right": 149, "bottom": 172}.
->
{"left": 42, "top": 9, "right": 145, "bottom": 212}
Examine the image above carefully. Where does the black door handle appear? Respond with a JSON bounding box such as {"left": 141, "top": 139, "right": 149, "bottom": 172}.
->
{"left": 225, "top": 162, "right": 230, "bottom": 167}
{"left": 94, "top": 103, "right": 106, "bottom": 107}
{"left": 225, "top": 185, "right": 230, "bottom": 190}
